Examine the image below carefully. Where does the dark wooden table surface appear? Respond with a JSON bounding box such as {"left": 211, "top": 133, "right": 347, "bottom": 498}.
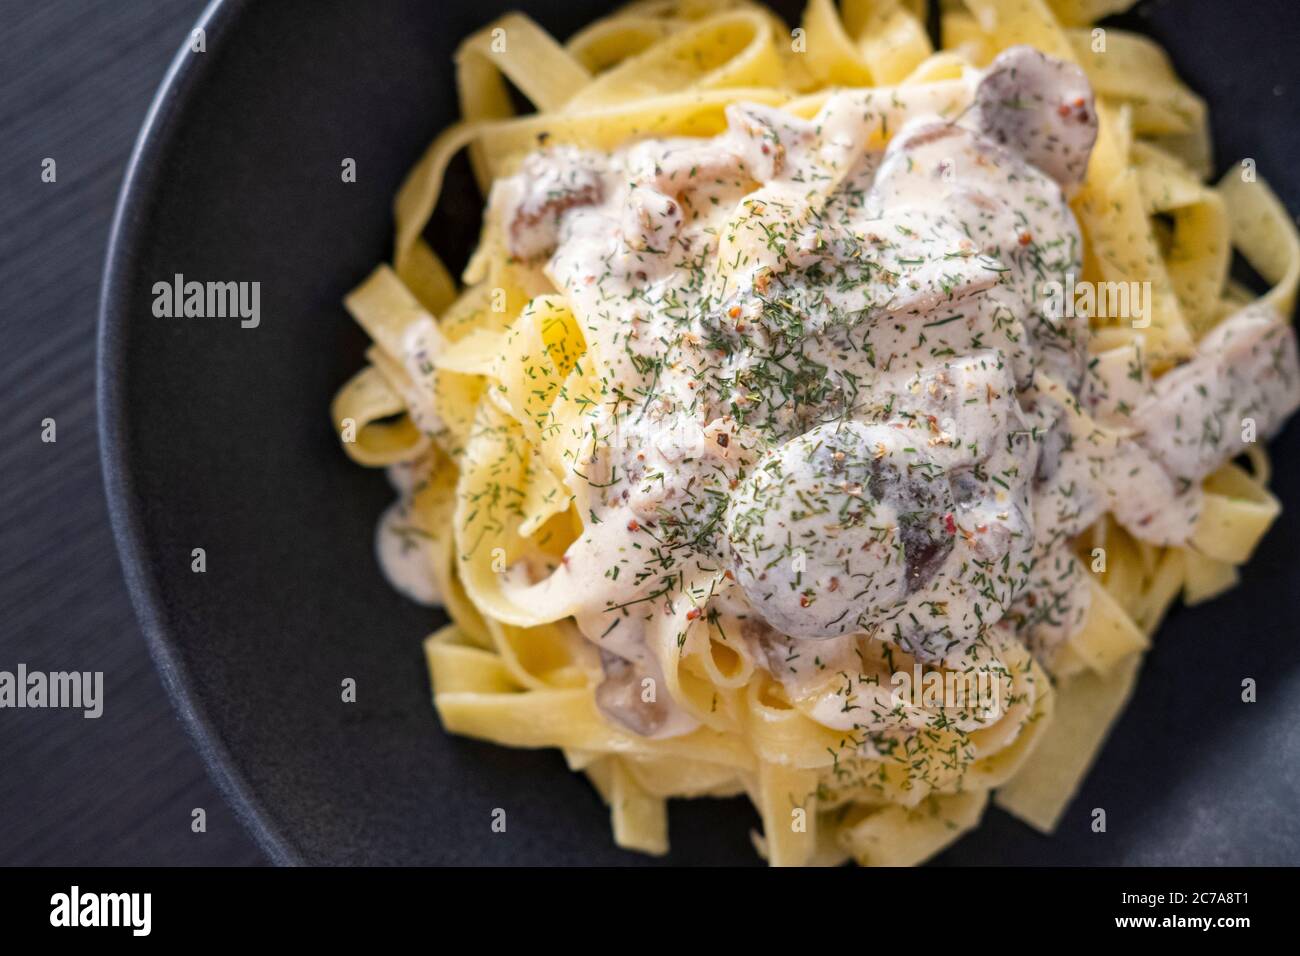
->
{"left": 0, "top": 0, "right": 266, "bottom": 865}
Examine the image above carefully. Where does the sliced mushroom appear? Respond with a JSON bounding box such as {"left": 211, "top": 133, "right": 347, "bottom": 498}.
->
{"left": 621, "top": 183, "right": 684, "bottom": 252}
{"left": 726, "top": 358, "right": 1036, "bottom": 647}
{"left": 593, "top": 650, "right": 689, "bottom": 738}
{"left": 867, "top": 116, "right": 1090, "bottom": 390}
{"left": 1132, "top": 303, "right": 1300, "bottom": 489}
{"left": 497, "top": 147, "right": 605, "bottom": 260}
{"left": 722, "top": 102, "right": 817, "bottom": 183}
{"left": 974, "top": 45, "right": 1098, "bottom": 195}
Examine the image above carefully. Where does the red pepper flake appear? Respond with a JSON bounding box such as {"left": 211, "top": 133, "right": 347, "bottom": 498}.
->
{"left": 1018, "top": 232, "right": 1033, "bottom": 246}
{"left": 828, "top": 577, "right": 839, "bottom": 592}
{"left": 799, "top": 594, "right": 812, "bottom": 608}
{"left": 728, "top": 306, "right": 742, "bottom": 319}
{"left": 1074, "top": 97, "right": 1086, "bottom": 108}
{"left": 686, "top": 608, "right": 702, "bottom": 621}
{"left": 944, "top": 513, "right": 957, "bottom": 535}
{"left": 1057, "top": 103, "right": 1072, "bottom": 118}
{"left": 627, "top": 519, "right": 640, "bottom": 532}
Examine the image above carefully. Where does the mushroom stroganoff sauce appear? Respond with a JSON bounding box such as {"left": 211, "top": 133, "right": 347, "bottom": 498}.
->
{"left": 488, "top": 47, "right": 1299, "bottom": 734}
{"left": 338, "top": 0, "right": 1300, "bottom": 865}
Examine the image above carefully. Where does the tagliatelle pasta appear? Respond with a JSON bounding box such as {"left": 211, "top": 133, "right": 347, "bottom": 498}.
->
{"left": 333, "top": 0, "right": 1300, "bottom": 865}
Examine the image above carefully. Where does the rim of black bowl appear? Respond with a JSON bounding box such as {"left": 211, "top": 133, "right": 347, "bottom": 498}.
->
{"left": 97, "top": 0, "right": 297, "bottom": 866}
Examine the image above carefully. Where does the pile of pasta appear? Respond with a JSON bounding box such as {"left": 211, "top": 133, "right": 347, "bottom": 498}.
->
{"left": 332, "top": 0, "right": 1300, "bottom": 865}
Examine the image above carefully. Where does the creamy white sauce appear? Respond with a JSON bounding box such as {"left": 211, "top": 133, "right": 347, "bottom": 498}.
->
{"left": 422, "top": 47, "right": 1300, "bottom": 737}
{"left": 376, "top": 465, "right": 441, "bottom": 606}
{"left": 399, "top": 317, "right": 446, "bottom": 438}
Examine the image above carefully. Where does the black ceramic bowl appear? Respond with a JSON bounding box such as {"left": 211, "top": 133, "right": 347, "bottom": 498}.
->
{"left": 100, "top": 0, "right": 1300, "bottom": 865}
